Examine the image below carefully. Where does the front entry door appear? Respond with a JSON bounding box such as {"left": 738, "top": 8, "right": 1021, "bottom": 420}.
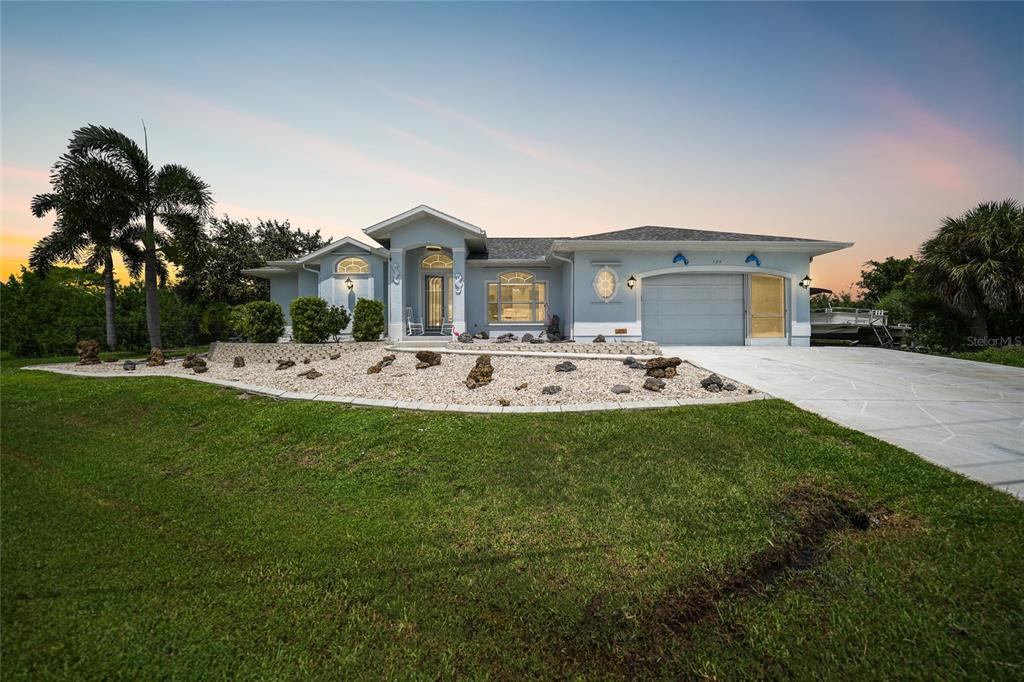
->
{"left": 425, "top": 275, "right": 446, "bottom": 330}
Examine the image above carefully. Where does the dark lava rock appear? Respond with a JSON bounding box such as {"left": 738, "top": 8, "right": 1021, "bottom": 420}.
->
{"left": 497, "top": 332, "right": 517, "bottom": 341}
{"left": 646, "top": 356, "right": 682, "bottom": 371}
{"left": 705, "top": 383, "right": 721, "bottom": 393}
{"left": 593, "top": 334, "right": 606, "bottom": 343}
{"left": 146, "top": 347, "right": 166, "bottom": 367}
{"left": 520, "top": 333, "right": 534, "bottom": 343}
{"left": 123, "top": 360, "right": 137, "bottom": 371}
{"left": 622, "top": 356, "right": 636, "bottom": 365}
{"left": 554, "top": 361, "right": 577, "bottom": 372}
{"left": 647, "top": 368, "right": 666, "bottom": 379}
{"left": 233, "top": 356, "right": 245, "bottom": 368}
{"left": 723, "top": 382, "right": 737, "bottom": 391}
{"left": 545, "top": 330, "right": 563, "bottom": 342}
{"left": 277, "top": 359, "right": 296, "bottom": 370}
{"left": 368, "top": 355, "right": 395, "bottom": 374}
{"left": 529, "top": 338, "right": 545, "bottom": 344}
{"left": 76, "top": 340, "right": 102, "bottom": 365}
{"left": 414, "top": 350, "right": 442, "bottom": 368}
{"left": 458, "top": 332, "right": 474, "bottom": 344}
{"left": 541, "top": 385, "right": 562, "bottom": 395}
{"left": 643, "top": 377, "right": 665, "bottom": 392}
{"left": 611, "top": 384, "right": 631, "bottom": 394}
{"left": 193, "top": 365, "right": 209, "bottom": 374}
{"left": 182, "top": 354, "right": 206, "bottom": 369}
{"left": 498, "top": 398, "right": 510, "bottom": 407}
{"left": 474, "top": 331, "right": 489, "bottom": 340}
{"left": 700, "top": 373, "right": 724, "bottom": 390}
{"left": 298, "top": 369, "right": 322, "bottom": 380}
{"left": 465, "top": 355, "right": 494, "bottom": 389}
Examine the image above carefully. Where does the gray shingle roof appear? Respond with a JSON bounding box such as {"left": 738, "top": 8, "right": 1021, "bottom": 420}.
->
{"left": 471, "top": 237, "right": 555, "bottom": 261}
{"left": 566, "top": 226, "right": 825, "bottom": 243}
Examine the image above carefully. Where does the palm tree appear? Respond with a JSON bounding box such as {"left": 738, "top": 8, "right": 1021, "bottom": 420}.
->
{"left": 30, "top": 153, "right": 149, "bottom": 350}
{"left": 67, "top": 125, "right": 212, "bottom": 349}
{"left": 918, "top": 199, "right": 1024, "bottom": 340}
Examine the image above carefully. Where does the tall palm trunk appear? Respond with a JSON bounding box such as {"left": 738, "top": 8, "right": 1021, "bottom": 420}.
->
{"left": 103, "top": 252, "right": 118, "bottom": 351}
{"left": 144, "top": 211, "right": 162, "bottom": 349}
{"left": 970, "top": 310, "right": 988, "bottom": 343}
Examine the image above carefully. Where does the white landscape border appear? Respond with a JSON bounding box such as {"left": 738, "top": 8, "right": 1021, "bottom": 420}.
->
{"left": 22, "top": 364, "right": 770, "bottom": 414}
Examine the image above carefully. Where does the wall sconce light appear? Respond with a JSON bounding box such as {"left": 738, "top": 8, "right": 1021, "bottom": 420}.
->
{"left": 799, "top": 275, "right": 812, "bottom": 289}
{"left": 626, "top": 275, "right": 637, "bottom": 290}
{"left": 344, "top": 277, "right": 354, "bottom": 290}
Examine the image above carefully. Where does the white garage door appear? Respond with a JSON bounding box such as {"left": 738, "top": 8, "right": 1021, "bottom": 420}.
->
{"left": 641, "top": 274, "right": 745, "bottom": 345}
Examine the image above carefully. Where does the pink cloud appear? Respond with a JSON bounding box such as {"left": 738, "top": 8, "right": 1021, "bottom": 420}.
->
{"left": 1, "top": 165, "right": 50, "bottom": 185}
{"left": 842, "top": 83, "right": 1022, "bottom": 196}
{"left": 369, "top": 82, "right": 609, "bottom": 181}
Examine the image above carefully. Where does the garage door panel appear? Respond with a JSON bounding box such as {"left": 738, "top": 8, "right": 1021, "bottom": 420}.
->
{"left": 641, "top": 274, "right": 745, "bottom": 345}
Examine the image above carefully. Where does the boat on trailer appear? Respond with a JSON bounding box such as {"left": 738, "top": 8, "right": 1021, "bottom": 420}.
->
{"left": 809, "top": 289, "right": 910, "bottom": 346}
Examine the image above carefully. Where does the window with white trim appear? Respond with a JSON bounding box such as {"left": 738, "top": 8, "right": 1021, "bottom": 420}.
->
{"left": 336, "top": 257, "right": 369, "bottom": 274}
{"left": 421, "top": 253, "right": 453, "bottom": 269}
{"left": 487, "top": 271, "right": 547, "bottom": 323}
{"left": 594, "top": 267, "right": 617, "bottom": 300}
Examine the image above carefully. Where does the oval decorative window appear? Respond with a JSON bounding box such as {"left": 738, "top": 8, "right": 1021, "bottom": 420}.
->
{"left": 594, "top": 267, "right": 618, "bottom": 301}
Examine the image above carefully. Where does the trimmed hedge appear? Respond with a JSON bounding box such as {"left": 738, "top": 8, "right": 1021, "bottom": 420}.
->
{"left": 231, "top": 301, "right": 284, "bottom": 343}
{"left": 352, "top": 298, "right": 385, "bottom": 342}
{"left": 290, "top": 297, "right": 350, "bottom": 343}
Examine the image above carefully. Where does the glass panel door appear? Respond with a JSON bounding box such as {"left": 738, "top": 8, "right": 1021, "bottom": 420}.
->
{"left": 750, "top": 274, "right": 786, "bottom": 338}
{"left": 425, "top": 276, "right": 445, "bottom": 330}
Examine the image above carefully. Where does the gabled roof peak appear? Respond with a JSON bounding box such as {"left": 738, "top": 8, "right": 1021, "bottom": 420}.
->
{"left": 362, "top": 205, "right": 487, "bottom": 239}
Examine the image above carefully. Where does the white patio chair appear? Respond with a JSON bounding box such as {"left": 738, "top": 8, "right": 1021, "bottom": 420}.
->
{"left": 405, "top": 306, "right": 424, "bottom": 336}
{"left": 440, "top": 317, "right": 454, "bottom": 337}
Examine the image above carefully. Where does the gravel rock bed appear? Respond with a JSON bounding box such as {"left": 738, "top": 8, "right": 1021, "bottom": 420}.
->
{"left": 445, "top": 340, "right": 660, "bottom": 355}
{"left": 40, "top": 348, "right": 758, "bottom": 407}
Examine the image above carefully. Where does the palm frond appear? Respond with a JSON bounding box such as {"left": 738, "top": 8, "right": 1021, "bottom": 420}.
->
{"left": 154, "top": 164, "right": 212, "bottom": 216}
{"left": 67, "top": 124, "right": 153, "bottom": 194}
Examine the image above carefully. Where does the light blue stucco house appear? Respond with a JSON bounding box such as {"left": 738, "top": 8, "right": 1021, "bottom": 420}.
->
{"left": 243, "top": 205, "right": 852, "bottom": 346}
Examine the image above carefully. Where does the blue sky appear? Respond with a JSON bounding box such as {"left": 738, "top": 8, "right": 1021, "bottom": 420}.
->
{"left": 3, "top": 1, "right": 1022, "bottom": 290}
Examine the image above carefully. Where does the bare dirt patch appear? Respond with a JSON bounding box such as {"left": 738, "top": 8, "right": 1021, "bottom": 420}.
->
{"left": 571, "top": 483, "right": 910, "bottom": 674}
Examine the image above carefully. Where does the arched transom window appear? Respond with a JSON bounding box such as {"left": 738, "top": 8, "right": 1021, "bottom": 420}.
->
{"left": 487, "top": 271, "right": 547, "bottom": 323}
{"left": 421, "top": 253, "right": 453, "bottom": 269}
{"left": 336, "top": 257, "right": 369, "bottom": 274}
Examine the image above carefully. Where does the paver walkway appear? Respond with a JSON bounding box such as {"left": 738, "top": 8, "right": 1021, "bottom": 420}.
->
{"left": 669, "top": 346, "right": 1024, "bottom": 499}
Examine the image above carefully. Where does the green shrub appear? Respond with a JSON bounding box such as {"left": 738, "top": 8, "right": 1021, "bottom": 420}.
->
{"left": 326, "top": 304, "right": 351, "bottom": 338}
{"left": 200, "top": 302, "right": 233, "bottom": 341}
{"left": 290, "top": 297, "right": 350, "bottom": 343}
{"left": 231, "top": 301, "right": 284, "bottom": 343}
{"left": 351, "top": 298, "right": 385, "bottom": 342}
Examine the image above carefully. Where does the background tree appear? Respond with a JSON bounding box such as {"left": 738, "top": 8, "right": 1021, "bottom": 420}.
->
{"left": 857, "top": 256, "right": 916, "bottom": 306}
{"left": 67, "top": 124, "right": 212, "bottom": 349}
{"left": 30, "top": 152, "right": 144, "bottom": 350}
{"left": 176, "top": 216, "right": 329, "bottom": 305}
{"left": 918, "top": 199, "right": 1024, "bottom": 340}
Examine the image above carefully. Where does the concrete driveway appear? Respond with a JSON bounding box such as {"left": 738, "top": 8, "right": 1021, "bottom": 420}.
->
{"left": 667, "top": 346, "right": 1024, "bottom": 499}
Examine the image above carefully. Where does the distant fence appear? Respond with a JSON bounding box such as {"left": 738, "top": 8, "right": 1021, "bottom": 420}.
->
{"left": 74, "top": 320, "right": 205, "bottom": 352}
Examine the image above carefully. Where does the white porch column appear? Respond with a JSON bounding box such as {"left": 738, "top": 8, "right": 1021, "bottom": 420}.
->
{"left": 387, "top": 248, "right": 404, "bottom": 340}
{"left": 452, "top": 247, "right": 467, "bottom": 336}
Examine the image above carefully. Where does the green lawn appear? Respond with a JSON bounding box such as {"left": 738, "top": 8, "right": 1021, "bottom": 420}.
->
{"left": 949, "top": 345, "right": 1024, "bottom": 368}
{"left": 2, "top": 357, "right": 1023, "bottom": 679}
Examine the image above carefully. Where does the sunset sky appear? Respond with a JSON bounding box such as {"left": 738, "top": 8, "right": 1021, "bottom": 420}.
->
{"left": 2, "top": 2, "right": 1021, "bottom": 292}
